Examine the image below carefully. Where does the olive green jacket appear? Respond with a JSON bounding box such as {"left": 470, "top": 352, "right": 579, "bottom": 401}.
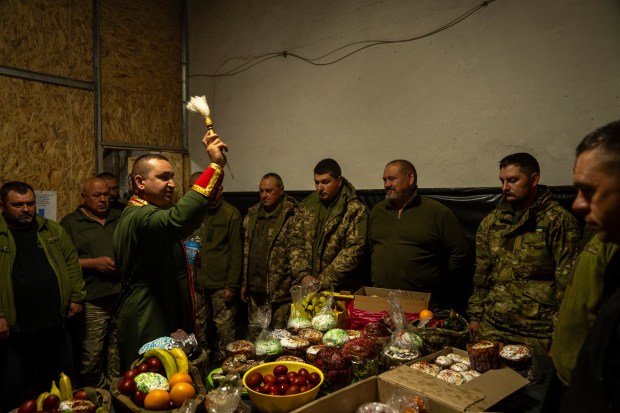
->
{"left": 0, "top": 214, "right": 85, "bottom": 331}
{"left": 289, "top": 179, "right": 369, "bottom": 292}
{"left": 467, "top": 186, "right": 581, "bottom": 341}
{"left": 552, "top": 235, "right": 619, "bottom": 385}
{"left": 113, "top": 191, "right": 210, "bottom": 369}
{"left": 196, "top": 200, "right": 243, "bottom": 290}
{"left": 242, "top": 195, "right": 300, "bottom": 303}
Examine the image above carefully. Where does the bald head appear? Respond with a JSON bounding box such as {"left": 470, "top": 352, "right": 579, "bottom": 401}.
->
{"left": 81, "top": 177, "right": 110, "bottom": 217}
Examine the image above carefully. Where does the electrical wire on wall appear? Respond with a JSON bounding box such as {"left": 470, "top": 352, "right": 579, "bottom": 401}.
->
{"left": 191, "top": 0, "right": 495, "bottom": 78}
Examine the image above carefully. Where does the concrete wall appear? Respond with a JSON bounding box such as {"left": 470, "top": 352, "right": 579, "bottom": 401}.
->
{"left": 187, "top": 0, "right": 620, "bottom": 191}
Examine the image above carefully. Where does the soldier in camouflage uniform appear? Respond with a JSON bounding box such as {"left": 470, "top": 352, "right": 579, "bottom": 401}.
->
{"left": 241, "top": 173, "right": 301, "bottom": 337}
{"left": 188, "top": 173, "right": 242, "bottom": 362}
{"left": 467, "top": 153, "right": 581, "bottom": 355}
{"left": 289, "top": 158, "right": 369, "bottom": 293}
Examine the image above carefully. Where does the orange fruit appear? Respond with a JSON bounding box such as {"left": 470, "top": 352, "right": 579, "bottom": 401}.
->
{"left": 168, "top": 372, "right": 193, "bottom": 387}
{"left": 420, "top": 309, "right": 433, "bottom": 319}
{"left": 144, "top": 389, "right": 171, "bottom": 411}
{"left": 169, "top": 382, "right": 196, "bottom": 407}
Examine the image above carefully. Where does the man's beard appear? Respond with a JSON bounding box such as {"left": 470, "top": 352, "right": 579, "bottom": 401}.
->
{"left": 4, "top": 212, "right": 34, "bottom": 228}
{"left": 385, "top": 187, "right": 398, "bottom": 203}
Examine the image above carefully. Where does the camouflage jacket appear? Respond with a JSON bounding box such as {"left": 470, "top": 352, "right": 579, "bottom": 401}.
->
{"left": 467, "top": 186, "right": 581, "bottom": 339}
{"left": 242, "top": 195, "right": 300, "bottom": 304}
{"left": 289, "top": 178, "right": 369, "bottom": 292}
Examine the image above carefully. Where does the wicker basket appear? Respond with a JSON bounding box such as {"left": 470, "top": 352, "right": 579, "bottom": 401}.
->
{"left": 410, "top": 310, "right": 472, "bottom": 354}
{"left": 110, "top": 366, "right": 206, "bottom": 413}
{"left": 9, "top": 388, "right": 111, "bottom": 413}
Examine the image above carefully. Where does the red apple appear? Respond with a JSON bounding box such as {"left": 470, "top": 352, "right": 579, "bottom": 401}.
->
{"left": 132, "top": 390, "right": 147, "bottom": 407}
{"left": 118, "top": 378, "right": 137, "bottom": 396}
{"left": 136, "top": 363, "right": 149, "bottom": 373}
{"left": 42, "top": 394, "right": 60, "bottom": 411}
{"left": 146, "top": 357, "right": 162, "bottom": 372}
{"left": 17, "top": 400, "right": 37, "bottom": 413}
{"left": 123, "top": 369, "right": 139, "bottom": 380}
{"left": 73, "top": 389, "right": 88, "bottom": 400}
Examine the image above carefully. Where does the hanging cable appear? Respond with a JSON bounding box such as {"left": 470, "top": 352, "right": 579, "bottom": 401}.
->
{"left": 191, "top": 0, "right": 495, "bottom": 78}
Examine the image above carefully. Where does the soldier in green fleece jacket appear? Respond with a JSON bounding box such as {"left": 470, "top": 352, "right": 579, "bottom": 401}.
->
{"left": 289, "top": 159, "right": 369, "bottom": 293}
{"left": 113, "top": 132, "right": 228, "bottom": 370}
{"left": 369, "top": 159, "right": 472, "bottom": 311}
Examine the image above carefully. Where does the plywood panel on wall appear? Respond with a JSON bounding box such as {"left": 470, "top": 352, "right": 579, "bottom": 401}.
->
{"left": 101, "top": 0, "right": 183, "bottom": 148}
{"left": 0, "top": 0, "right": 93, "bottom": 81}
{"left": 0, "top": 77, "right": 95, "bottom": 219}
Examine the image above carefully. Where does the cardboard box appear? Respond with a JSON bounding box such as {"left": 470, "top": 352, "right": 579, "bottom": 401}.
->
{"left": 293, "top": 347, "right": 529, "bottom": 413}
{"left": 353, "top": 287, "right": 431, "bottom": 313}
{"left": 384, "top": 347, "right": 529, "bottom": 411}
{"left": 292, "top": 375, "right": 466, "bottom": 413}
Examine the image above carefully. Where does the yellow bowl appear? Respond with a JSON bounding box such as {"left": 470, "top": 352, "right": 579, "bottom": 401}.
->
{"left": 242, "top": 361, "right": 324, "bottom": 413}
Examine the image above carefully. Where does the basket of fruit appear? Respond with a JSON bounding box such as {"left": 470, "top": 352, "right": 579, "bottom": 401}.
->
{"left": 111, "top": 348, "right": 206, "bottom": 413}
{"left": 12, "top": 373, "right": 111, "bottom": 413}
{"left": 410, "top": 310, "right": 471, "bottom": 354}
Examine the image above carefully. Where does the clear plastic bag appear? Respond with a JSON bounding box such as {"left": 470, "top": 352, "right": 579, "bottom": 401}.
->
{"left": 253, "top": 305, "right": 283, "bottom": 360}
{"left": 205, "top": 373, "right": 244, "bottom": 413}
{"left": 382, "top": 291, "right": 420, "bottom": 370}
{"left": 288, "top": 280, "right": 321, "bottom": 332}
{"left": 311, "top": 291, "right": 338, "bottom": 332}
{"left": 386, "top": 387, "right": 430, "bottom": 413}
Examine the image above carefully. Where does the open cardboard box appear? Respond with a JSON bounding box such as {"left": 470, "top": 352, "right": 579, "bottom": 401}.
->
{"left": 293, "top": 347, "right": 529, "bottom": 413}
{"left": 291, "top": 375, "right": 472, "bottom": 413}
{"left": 353, "top": 287, "right": 431, "bottom": 313}
{"left": 383, "top": 347, "right": 529, "bottom": 411}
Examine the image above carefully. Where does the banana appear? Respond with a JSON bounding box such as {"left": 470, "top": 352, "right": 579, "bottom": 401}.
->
{"left": 168, "top": 347, "right": 189, "bottom": 374}
{"left": 143, "top": 348, "right": 178, "bottom": 380}
{"left": 36, "top": 392, "right": 49, "bottom": 410}
{"left": 50, "top": 380, "right": 62, "bottom": 398}
{"left": 58, "top": 372, "right": 73, "bottom": 401}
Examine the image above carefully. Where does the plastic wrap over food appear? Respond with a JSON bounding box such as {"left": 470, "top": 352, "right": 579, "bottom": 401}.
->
{"left": 253, "top": 305, "right": 283, "bottom": 360}
{"left": 170, "top": 329, "right": 200, "bottom": 356}
{"left": 288, "top": 280, "right": 321, "bottom": 332}
{"left": 356, "top": 402, "right": 396, "bottom": 413}
{"left": 382, "top": 292, "right": 421, "bottom": 370}
{"left": 138, "top": 336, "right": 177, "bottom": 354}
{"left": 386, "top": 387, "right": 429, "bottom": 413}
{"left": 205, "top": 373, "right": 245, "bottom": 413}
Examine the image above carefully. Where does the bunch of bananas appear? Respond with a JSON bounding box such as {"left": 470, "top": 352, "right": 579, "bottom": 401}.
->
{"left": 137, "top": 347, "right": 190, "bottom": 380}
{"left": 35, "top": 372, "right": 73, "bottom": 409}
{"left": 300, "top": 291, "right": 351, "bottom": 319}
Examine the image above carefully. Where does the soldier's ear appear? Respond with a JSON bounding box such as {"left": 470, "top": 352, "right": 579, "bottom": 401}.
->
{"left": 134, "top": 174, "right": 146, "bottom": 190}
{"left": 530, "top": 172, "right": 540, "bottom": 187}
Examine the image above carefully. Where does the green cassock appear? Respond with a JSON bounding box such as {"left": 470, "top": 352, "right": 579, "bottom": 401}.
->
{"left": 113, "top": 191, "right": 210, "bottom": 370}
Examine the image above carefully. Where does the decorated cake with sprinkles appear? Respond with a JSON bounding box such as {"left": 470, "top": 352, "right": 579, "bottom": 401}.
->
{"left": 499, "top": 344, "right": 532, "bottom": 370}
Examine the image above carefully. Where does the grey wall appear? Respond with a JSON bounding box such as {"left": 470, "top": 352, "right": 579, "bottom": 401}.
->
{"left": 187, "top": 0, "right": 620, "bottom": 192}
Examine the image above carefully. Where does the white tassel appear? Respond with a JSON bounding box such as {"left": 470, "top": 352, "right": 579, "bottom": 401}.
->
{"left": 186, "top": 95, "right": 210, "bottom": 118}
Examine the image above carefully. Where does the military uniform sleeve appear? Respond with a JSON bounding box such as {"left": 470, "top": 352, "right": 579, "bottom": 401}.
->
{"left": 241, "top": 213, "right": 250, "bottom": 289}
{"left": 226, "top": 207, "right": 243, "bottom": 290}
{"left": 467, "top": 215, "right": 494, "bottom": 322}
{"left": 548, "top": 209, "right": 582, "bottom": 304}
{"left": 60, "top": 226, "right": 86, "bottom": 303}
{"left": 317, "top": 203, "right": 369, "bottom": 291}
{"left": 288, "top": 209, "right": 312, "bottom": 284}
